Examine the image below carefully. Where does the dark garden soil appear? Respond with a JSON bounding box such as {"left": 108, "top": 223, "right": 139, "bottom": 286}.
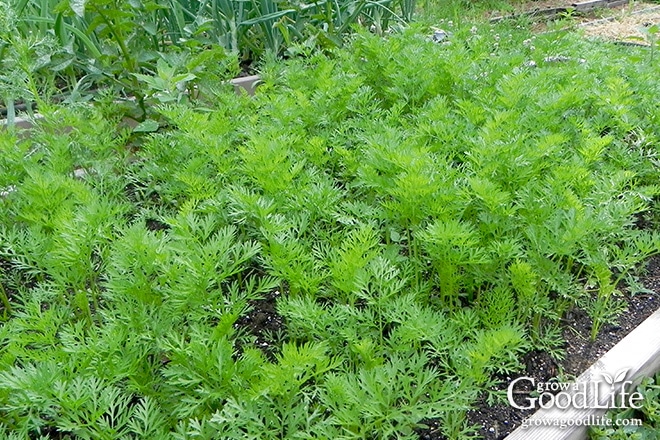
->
{"left": 420, "top": 5, "right": 660, "bottom": 436}
{"left": 234, "top": 289, "right": 285, "bottom": 361}
{"left": 234, "top": 256, "right": 660, "bottom": 440}
{"left": 208, "top": 2, "right": 660, "bottom": 437}
{"left": 460, "top": 256, "right": 660, "bottom": 440}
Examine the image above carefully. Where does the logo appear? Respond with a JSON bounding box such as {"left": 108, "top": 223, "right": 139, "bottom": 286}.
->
{"left": 507, "top": 368, "right": 644, "bottom": 411}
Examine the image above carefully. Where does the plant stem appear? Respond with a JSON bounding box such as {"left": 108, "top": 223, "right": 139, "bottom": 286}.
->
{"left": 90, "top": 1, "right": 144, "bottom": 117}
{"left": 0, "top": 281, "right": 11, "bottom": 318}
{"left": 93, "top": 5, "right": 136, "bottom": 73}
{"left": 78, "top": 289, "right": 94, "bottom": 326}
{"left": 408, "top": 227, "right": 421, "bottom": 292}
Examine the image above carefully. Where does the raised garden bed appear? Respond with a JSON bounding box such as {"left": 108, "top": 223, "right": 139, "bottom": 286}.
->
{"left": 462, "top": 265, "right": 660, "bottom": 439}
{"left": 2, "top": 6, "right": 660, "bottom": 440}
{"left": 504, "top": 304, "right": 660, "bottom": 439}
{"left": 0, "top": 75, "right": 262, "bottom": 132}
{"left": 490, "top": 0, "right": 634, "bottom": 22}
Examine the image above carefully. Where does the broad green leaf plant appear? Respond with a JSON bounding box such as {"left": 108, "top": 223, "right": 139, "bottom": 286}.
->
{"left": 2, "top": 0, "right": 419, "bottom": 121}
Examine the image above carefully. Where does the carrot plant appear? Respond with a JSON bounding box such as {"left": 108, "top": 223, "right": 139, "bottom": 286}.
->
{"left": 1, "top": 21, "right": 660, "bottom": 439}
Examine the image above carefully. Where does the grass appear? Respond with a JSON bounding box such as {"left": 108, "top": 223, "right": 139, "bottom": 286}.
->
{"left": 1, "top": 10, "right": 660, "bottom": 440}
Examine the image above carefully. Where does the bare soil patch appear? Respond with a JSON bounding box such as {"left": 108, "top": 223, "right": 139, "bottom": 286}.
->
{"left": 459, "top": 257, "right": 660, "bottom": 440}
{"left": 580, "top": 4, "right": 660, "bottom": 44}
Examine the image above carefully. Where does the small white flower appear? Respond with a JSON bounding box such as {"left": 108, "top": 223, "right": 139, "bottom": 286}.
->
{"left": 0, "top": 185, "right": 16, "bottom": 197}
{"left": 73, "top": 168, "right": 88, "bottom": 179}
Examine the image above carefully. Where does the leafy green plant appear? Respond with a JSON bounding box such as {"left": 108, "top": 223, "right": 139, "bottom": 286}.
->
{"left": 590, "top": 371, "right": 660, "bottom": 440}
{"left": 2, "top": 0, "right": 421, "bottom": 120}
{"left": 418, "top": 219, "right": 488, "bottom": 306}
{"left": 0, "top": 2, "right": 63, "bottom": 126}
{"left": 2, "top": 21, "right": 660, "bottom": 440}
{"left": 319, "top": 353, "right": 472, "bottom": 439}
